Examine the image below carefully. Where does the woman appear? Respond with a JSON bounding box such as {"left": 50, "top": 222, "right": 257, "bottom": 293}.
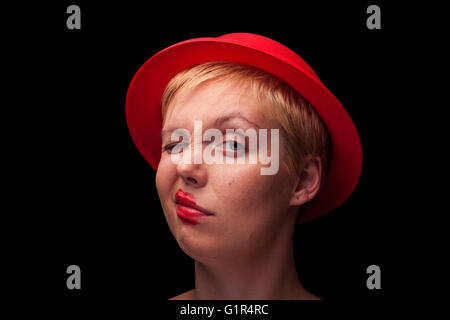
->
{"left": 125, "top": 33, "right": 363, "bottom": 300}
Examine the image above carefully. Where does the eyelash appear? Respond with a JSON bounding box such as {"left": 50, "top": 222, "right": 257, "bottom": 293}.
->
{"left": 223, "top": 140, "right": 245, "bottom": 151}
{"left": 163, "top": 143, "right": 178, "bottom": 151}
{"left": 163, "top": 140, "right": 246, "bottom": 153}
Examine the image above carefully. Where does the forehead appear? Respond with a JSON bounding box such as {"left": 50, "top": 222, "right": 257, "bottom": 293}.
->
{"left": 162, "top": 79, "right": 271, "bottom": 131}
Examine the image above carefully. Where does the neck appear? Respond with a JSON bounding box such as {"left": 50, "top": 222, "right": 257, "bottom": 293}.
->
{"left": 190, "top": 217, "right": 316, "bottom": 300}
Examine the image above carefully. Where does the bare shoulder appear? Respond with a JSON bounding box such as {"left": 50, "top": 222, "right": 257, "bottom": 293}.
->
{"left": 168, "top": 289, "right": 196, "bottom": 300}
{"left": 303, "top": 291, "right": 322, "bottom": 300}
{"left": 294, "top": 290, "right": 323, "bottom": 300}
{"left": 308, "top": 294, "right": 323, "bottom": 300}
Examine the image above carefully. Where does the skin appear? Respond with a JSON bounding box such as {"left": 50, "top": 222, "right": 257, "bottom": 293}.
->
{"left": 156, "top": 79, "right": 323, "bottom": 300}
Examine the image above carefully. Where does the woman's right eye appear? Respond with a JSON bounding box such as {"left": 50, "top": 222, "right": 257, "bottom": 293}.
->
{"left": 163, "top": 143, "right": 175, "bottom": 151}
{"left": 163, "top": 142, "right": 188, "bottom": 153}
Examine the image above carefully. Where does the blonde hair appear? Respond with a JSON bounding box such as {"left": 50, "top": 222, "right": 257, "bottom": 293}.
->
{"left": 161, "top": 61, "right": 331, "bottom": 218}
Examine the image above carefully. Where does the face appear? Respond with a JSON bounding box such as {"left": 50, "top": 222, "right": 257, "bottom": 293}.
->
{"left": 156, "top": 80, "right": 297, "bottom": 263}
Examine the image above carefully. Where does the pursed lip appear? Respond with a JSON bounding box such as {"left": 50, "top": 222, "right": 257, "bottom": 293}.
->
{"left": 175, "top": 189, "right": 214, "bottom": 222}
{"left": 175, "top": 198, "right": 214, "bottom": 216}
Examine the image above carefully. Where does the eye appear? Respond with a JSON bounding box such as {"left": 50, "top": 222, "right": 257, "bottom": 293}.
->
{"left": 162, "top": 143, "right": 175, "bottom": 152}
{"left": 223, "top": 140, "right": 245, "bottom": 151}
{"left": 163, "top": 142, "right": 188, "bottom": 153}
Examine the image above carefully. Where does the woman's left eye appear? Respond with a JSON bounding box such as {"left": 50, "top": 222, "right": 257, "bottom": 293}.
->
{"left": 223, "top": 140, "right": 245, "bottom": 151}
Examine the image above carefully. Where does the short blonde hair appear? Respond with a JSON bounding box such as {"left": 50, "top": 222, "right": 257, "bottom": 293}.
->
{"left": 161, "top": 61, "right": 331, "bottom": 217}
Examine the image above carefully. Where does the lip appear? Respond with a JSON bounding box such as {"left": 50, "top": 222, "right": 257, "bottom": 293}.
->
{"left": 175, "top": 189, "right": 213, "bottom": 225}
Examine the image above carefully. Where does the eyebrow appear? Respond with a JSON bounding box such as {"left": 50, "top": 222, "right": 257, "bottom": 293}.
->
{"left": 160, "top": 112, "right": 261, "bottom": 137}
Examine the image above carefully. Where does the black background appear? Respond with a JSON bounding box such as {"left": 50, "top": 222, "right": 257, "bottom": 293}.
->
{"left": 7, "top": 0, "right": 421, "bottom": 316}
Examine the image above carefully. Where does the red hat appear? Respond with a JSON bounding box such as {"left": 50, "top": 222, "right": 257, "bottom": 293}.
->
{"left": 125, "top": 33, "right": 363, "bottom": 224}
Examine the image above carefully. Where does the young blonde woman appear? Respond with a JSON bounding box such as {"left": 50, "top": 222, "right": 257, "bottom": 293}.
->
{"left": 126, "top": 33, "right": 363, "bottom": 300}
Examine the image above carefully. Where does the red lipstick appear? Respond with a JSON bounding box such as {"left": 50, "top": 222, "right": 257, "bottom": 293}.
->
{"left": 175, "top": 189, "right": 212, "bottom": 225}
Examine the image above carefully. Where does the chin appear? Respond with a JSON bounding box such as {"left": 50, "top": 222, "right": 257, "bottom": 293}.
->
{"left": 175, "top": 231, "right": 223, "bottom": 263}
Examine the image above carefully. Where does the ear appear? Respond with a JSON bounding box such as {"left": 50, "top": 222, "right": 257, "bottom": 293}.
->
{"left": 289, "top": 155, "right": 322, "bottom": 207}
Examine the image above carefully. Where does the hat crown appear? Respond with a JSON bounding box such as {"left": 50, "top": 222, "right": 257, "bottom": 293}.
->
{"left": 218, "top": 33, "right": 321, "bottom": 83}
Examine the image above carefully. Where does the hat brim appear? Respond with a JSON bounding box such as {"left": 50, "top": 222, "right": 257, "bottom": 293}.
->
{"left": 125, "top": 36, "right": 363, "bottom": 224}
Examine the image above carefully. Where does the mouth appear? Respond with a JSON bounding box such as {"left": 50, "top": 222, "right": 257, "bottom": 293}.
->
{"left": 175, "top": 189, "right": 213, "bottom": 225}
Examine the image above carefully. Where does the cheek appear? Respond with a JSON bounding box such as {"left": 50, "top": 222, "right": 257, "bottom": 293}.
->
{"left": 155, "top": 157, "right": 176, "bottom": 201}
{"left": 207, "top": 166, "right": 292, "bottom": 255}
{"left": 209, "top": 164, "right": 289, "bottom": 213}
{"left": 155, "top": 163, "right": 165, "bottom": 195}
{"left": 155, "top": 158, "right": 180, "bottom": 236}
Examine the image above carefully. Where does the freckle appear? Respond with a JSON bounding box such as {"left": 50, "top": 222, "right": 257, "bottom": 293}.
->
{"left": 228, "top": 179, "right": 234, "bottom": 186}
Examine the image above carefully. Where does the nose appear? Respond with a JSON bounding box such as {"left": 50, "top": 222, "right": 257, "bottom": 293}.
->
{"left": 177, "top": 162, "right": 206, "bottom": 187}
{"left": 176, "top": 146, "right": 207, "bottom": 187}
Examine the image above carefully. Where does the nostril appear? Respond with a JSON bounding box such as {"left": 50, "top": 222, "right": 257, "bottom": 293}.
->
{"left": 187, "top": 177, "right": 197, "bottom": 184}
